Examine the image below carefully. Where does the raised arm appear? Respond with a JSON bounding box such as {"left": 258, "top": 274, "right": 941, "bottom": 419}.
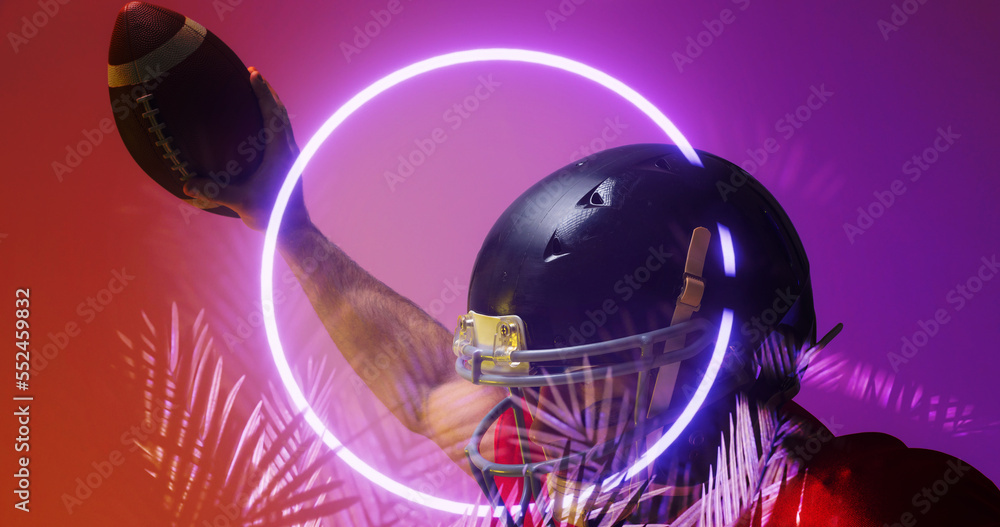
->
{"left": 181, "top": 68, "right": 505, "bottom": 466}
{"left": 276, "top": 221, "right": 506, "bottom": 464}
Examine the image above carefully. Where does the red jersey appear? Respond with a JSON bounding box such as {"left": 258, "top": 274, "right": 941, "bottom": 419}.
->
{"left": 489, "top": 402, "right": 1000, "bottom": 526}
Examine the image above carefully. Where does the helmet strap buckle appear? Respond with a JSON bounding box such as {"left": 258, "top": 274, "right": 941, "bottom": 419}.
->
{"left": 646, "top": 226, "right": 712, "bottom": 418}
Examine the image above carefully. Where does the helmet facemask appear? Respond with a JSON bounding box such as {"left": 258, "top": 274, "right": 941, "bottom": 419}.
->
{"left": 455, "top": 309, "right": 717, "bottom": 525}
{"left": 454, "top": 144, "right": 826, "bottom": 525}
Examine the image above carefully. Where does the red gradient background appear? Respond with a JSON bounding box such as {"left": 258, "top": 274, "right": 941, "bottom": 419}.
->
{"left": 1, "top": 0, "right": 998, "bottom": 525}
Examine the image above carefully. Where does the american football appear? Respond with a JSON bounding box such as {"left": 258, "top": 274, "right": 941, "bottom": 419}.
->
{"left": 108, "top": 1, "right": 265, "bottom": 217}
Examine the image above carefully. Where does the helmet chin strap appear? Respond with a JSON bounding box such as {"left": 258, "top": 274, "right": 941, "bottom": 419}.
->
{"left": 644, "top": 226, "right": 712, "bottom": 419}
{"left": 542, "top": 227, "right": 712, "bottom": 526}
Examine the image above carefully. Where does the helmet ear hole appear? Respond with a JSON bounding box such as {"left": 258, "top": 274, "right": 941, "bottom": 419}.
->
{"left": 589, "top": 191, "right": 605, "bottom": 206}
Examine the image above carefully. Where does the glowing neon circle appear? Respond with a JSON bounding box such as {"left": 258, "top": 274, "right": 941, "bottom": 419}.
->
{"left": 261, "top": 48, "right": 713, "bottom": 517}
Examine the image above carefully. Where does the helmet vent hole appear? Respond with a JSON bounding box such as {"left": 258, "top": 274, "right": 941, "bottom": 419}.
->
{"left": 655, "top": 158, "right": 672, "bottom": 171}
{"left": 576, "top": 180, "right": 618, "bottom": 208}
{"left": 543, "top": 234, "right": 569, "bottom": 262}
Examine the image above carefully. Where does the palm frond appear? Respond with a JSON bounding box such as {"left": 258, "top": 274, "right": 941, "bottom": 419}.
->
{"left": 802, "top": 349, "right": 999, "bottom": 437}
{"left": 118, "top": 302, "right": 359, "bottom": 526}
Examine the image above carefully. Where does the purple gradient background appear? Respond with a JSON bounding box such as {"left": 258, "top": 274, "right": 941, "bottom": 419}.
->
{"left": 2, "top": 0, "right": 998, "bottom": 524}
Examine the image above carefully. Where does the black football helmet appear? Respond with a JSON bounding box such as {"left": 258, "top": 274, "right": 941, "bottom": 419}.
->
{"left": 452, "top": 144, "right": 818, "bottom": 524}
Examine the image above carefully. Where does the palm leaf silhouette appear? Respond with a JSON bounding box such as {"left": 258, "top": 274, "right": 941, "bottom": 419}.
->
{"left": 117, "top": 302, "right": 358, "bottom": 526}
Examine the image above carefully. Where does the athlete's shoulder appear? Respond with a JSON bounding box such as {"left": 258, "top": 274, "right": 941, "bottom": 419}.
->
{"left": 768, "top": 404, "right": 1000, "bottom": 526}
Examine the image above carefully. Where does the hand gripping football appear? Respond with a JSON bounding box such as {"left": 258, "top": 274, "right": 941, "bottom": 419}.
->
{"left": 108, "top": 1, "right": 265, "bottom": 217}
